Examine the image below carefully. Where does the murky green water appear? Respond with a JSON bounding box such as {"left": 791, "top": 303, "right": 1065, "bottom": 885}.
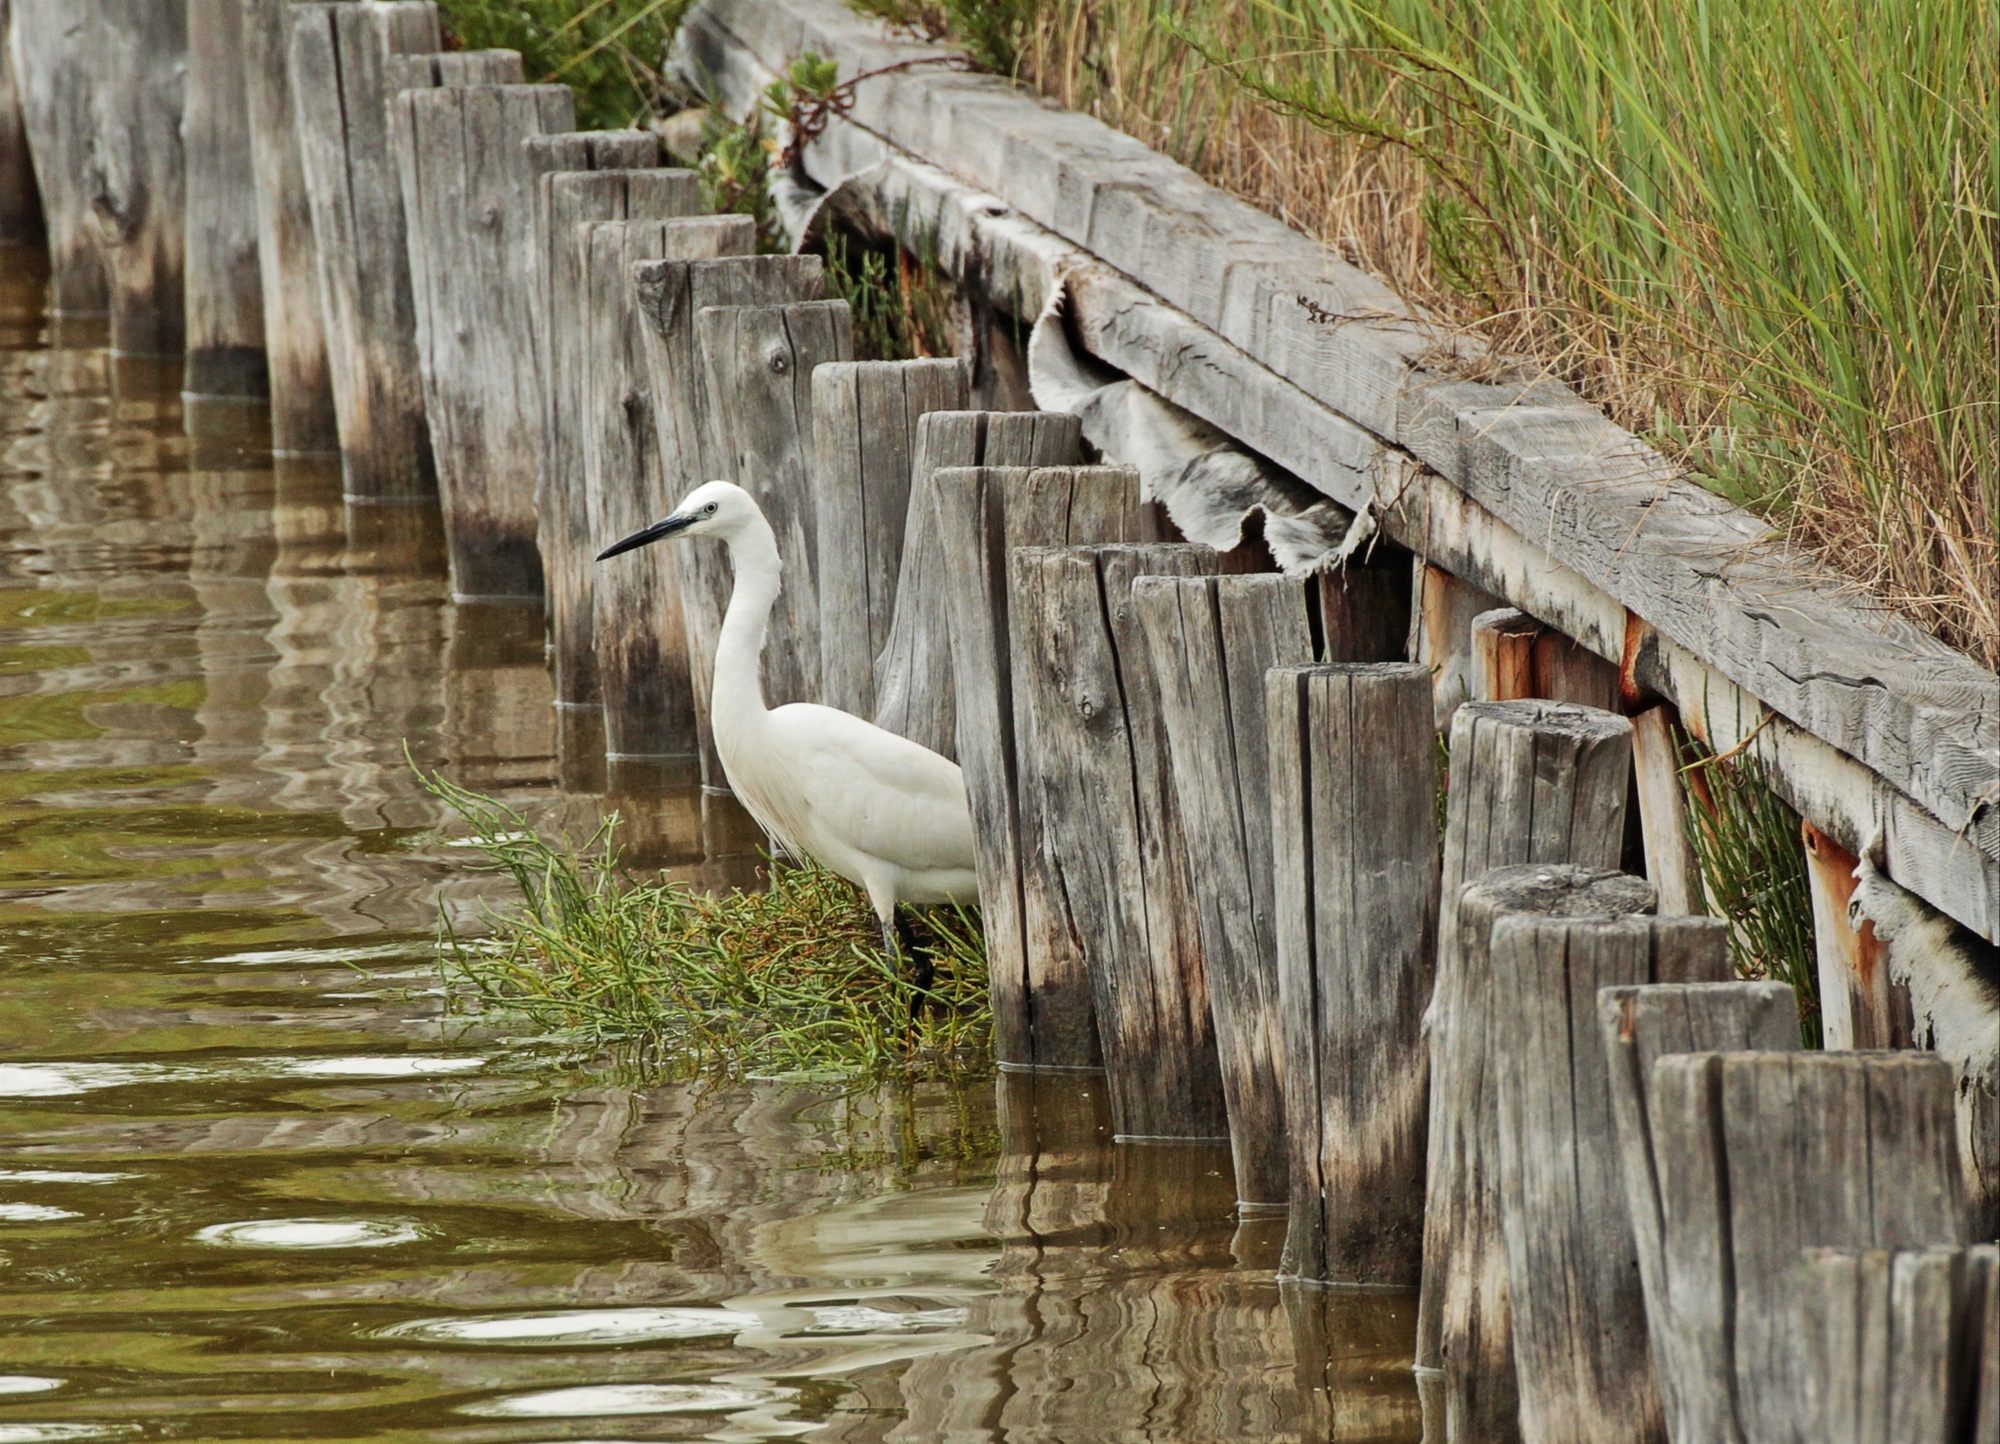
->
{"left": 0, "top": 245, "right": 1417, "bottom": 1442}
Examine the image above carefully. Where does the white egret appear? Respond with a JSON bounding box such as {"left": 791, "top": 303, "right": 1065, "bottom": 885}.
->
{"left": 597, "top": 482, "right": 979, "bottom": 958}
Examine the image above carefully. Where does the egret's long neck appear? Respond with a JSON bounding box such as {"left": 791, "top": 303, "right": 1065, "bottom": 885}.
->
{"left": 712, "top": 512, "right": 782, "bottom": 740}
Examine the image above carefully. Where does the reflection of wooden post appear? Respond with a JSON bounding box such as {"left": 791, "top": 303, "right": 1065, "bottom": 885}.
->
{"left": 1284, "top": 1281, "right": 1424, "bottom": 1441}
{"left": 1597, "top": 980, "right": 1799, "bottom": 1444}
{"left": 1490, "top": 899, "right": 1729, "bottom": 1444}
{"left": 1802, "top": 820, "right": 1911, "bottom": 1050}
{"left": 9, "top": 0, "right": 106, "bottom": 312}
{"left": 808, "top": 359, "right": 968, "bottom": 718}
{"left": 1417, "top": 698, "right": 1634, "bottom": 1444}
{"left": 183, "top": 0, "right": 267, "bottom": 414}
{"left": 1266, "top": 662, "right": 1437, "bottom": 1284}
{"left": 934, "top": 462, "right": 1151, "bottom": 1071}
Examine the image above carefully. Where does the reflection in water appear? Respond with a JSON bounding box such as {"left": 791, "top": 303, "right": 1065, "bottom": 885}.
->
{"left": 0, "top": 243, "right": 1418, "bottom": 1440}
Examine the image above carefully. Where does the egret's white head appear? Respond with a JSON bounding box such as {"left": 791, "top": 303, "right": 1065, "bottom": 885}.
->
{"left": 597, "top": 481, "right": 756, "bottom": 560}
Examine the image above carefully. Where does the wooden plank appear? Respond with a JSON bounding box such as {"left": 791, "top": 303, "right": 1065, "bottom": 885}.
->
{"left": 1135, "top": 574, "right": 1312, "bottom": 1206}
{"left": 1596, "top": 980, "right": 1798, "bottom": 1444}
{"left": 8, "top": 0, "right": 106, "bottom": 311}
{"left": 1632, "top": 705, "right": 1705, "bottom": 916}
{"left": 1416, "top": 698, "right": 1636, "bottom": 1443}
{"left": 240, "top": 0, "right": 336, "bottom": 454}
{"left": 1491, "top": 908, "right": 1730, "bottom": 1444}
{"left": 90, "top": 0, "right": 187, "bottom": 357}
{"left": 1318, "top": 541, "right": 1413, "bottom": 663}
{"left": 1264, "top": 661, "right": 1436, "bottom": 1283}
{"left": 1976, "top": 1244, "right": 1999, "bottom": 1444}
{"left": 876, "top": 409, "right": 1082, "bottom": 758}
{"left": 391, "top": 80, "right": 572, "bottom": 599}
{"left": 1801, "top": 820, "right": 1911, "bottom": 1050}
{"left": 695, "top": 299, "right": 854, "bottom": 710}
{"left": 632, "top": 254, "right": 826, "bottom": 788}
{"left": 808, "top": 359, "right": 968, "bottom": 717}
{"left": 288, "top": 1, "right": 442, "bottom": 500}
{"left": 1417, "top": 563, "right": 1504, "bottom": 730}
{"left": 183, "top": 0, "right": 267, "bottom": 409}
{"left": 581, "top": 215, "right": 751, "bottom": 766}
{"left": 1011, "top": 541, "right": 1228, "bottom": 1139}
{"left": 0, "top": 0, "right": 42, "bottom": 246}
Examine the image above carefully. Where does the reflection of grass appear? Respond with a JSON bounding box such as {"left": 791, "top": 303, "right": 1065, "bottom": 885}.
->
{"left": 0, "top": 678, "right": 208, "bottom": 744}
{"left": 0, "top": 590, "right": 192, "bottom": 629}
{"left": 420, "top": 770, "right": 994, "bottom": 1081}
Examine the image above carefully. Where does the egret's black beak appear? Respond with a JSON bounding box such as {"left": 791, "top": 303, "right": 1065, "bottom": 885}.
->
{"left": 597, "top": 514, "right": 693, "bottom": 561}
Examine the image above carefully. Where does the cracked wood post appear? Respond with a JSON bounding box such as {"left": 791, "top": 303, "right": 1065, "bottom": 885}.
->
{"left": 1414, "top": 562, "right": 1503, "bottom": 731}
{"left": 1631, "top": 704, "right": 1706, "bottom": 916}
{"left": 0, "top": 0, "right": 43, "bottom": 246}
{"left": 241, "top": 0, "right": 336, "bottom": 454}
{"left": 1596, "top": 979, "right": 1800, "bottom": 1444}
{"left": 933, "top": 459, "right": 1150, "bottom": 1071}
{"left": 90, "top": 0, "right": 187, "bottom": 358}
{"left": 1416, "top": 698, "right": 1635, "bottom": 1444}
{"left": 1487, "top": 891, "right": 1731, "bottom": 1444}
{"left": 1135, "top": 574, "right": 1316, "bottom": 1208}
{"left": 1801, "top": 1244, "right": 1999, "bottom": 1444}
{"left": 1647, "top": 1050, "right": 1967, "bottom": 1444}
{"left": 1011, "top": 541, "right": 1230, "bottom": 1140}
{"left": 289, "top": 1, "right": 445, "bottom": 500}
{"left": 808, "top": 359, "right": 968, "bottom": 719}
{"left": 581, "top": 215, "right": 752, "bottom": 775}
{"left": 632, "top": 254, "right": 825, "bottom": 790}
{"left": 1263, "top": 661, "right": 1437, "bottom": 1282}
{"left": 184, "top": 0, "right": 266, "bottom": 426}
{"left": 391, "top": 78, "right": 572, "bottom": 599}
{"left": 695, "top": 301, "right": 855, "bottom": 713}
{"left": 9, "top": 0, "right": 107, "bottom": 316}
{"left": 879, "top": 410, "right": 1081, "bottom": 761}
{"left": 1801, "top": 820, "right": 1913, "bottom": 1049}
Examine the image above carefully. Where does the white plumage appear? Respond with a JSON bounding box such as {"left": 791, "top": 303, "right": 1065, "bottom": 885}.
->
{"left": 598, "top": 481, "right": 978, "bottom": 948}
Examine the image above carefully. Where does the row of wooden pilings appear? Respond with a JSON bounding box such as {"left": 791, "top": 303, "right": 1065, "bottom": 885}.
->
{"left": 4, "top": 4, "right": 1996, "bottom": 1440}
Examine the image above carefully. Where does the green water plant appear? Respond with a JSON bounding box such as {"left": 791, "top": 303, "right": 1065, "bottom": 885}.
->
{"left": 417, "top": 769, "right": 993, "bottom": 1079}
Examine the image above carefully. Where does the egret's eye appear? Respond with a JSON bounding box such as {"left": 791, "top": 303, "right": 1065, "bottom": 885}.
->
{"left": 703, "top": 503, "right": 719, "bottom": 516}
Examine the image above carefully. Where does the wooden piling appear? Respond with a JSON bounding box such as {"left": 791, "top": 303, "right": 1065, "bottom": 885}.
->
{"left": 695, "top": 300, "right": 854, "bottom": 710}
{"left": 1631, "top": 705, "right": 1706, "bottom": 915}
{"left": 1471, "top": 606, "right": 1621, "bottom": 710}
{"left": 632, "top": 254, "right": 826, "bottom": 788}
{"left": 1487, "top": 894, "right": 1731, "bottom": 1444}
{"left": 1012, "top": 541, "right": 1234, "bottom": 1140}
{"left": 1133, "top": 575, "right": 1313, "bottom": 1207}
{"left": 184, "top": 0, "right": 267, "bottom": 414}
{"left": 1415, "top": 563, "right": 1504, "bottom": 730}
{"left": 92, "top": 0, "right": 188, "bottom": 357}
{"left": 391, "top": 79, "right": 571, "bottom": 599}
{"left": 1596, "top": 980, "right": 1801, "bottom": 1444}
{"left": 1801, "top": 820, "right": 1913, "bottom": 1050}
{"left": 1261, "top": 661, "right": 1438, "bottom": 1282}
{"left": 8, "top": 0, "right": 106, "bottom": 313}
{"left": 1646, "top": 1050, "right": 1967, "bottom": 1444}
{"left": 0, "top": 0, "right": 42, "bottom": 246}
{"left": 581, "top": 215, "right": 752, "bottom": 767}
{"left": 1318, "top": 540, "right": 1415, "bottom": 663}
{"left": 240, "top": 0, "right": 336, "bottom": 454}
{"left": 932, "top": 461, "right": 1153, "bottom": 1072}
{"left": 1416, "top": 698, "right": 1636, "bottom": 1443}
{"left": 878, "top": 410, "right": 1082, "bottom": 759}
{"left": 808, "top": 360, "right": 969, "bottom": 718}
{"left": 289, "top": 1, "right": 442, "bottom": 500}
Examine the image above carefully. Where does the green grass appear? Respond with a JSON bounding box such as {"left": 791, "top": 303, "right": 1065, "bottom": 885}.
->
{"left": 435, "top": 0, "right": 692, "bottom": 129}
{"left": 419, "top": 769, "right": 994, "bottom": 1080}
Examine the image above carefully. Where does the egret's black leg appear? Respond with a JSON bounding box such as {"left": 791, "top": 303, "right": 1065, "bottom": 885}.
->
{"left": 895, "top": 908, "right": 934, "bottom": 1021}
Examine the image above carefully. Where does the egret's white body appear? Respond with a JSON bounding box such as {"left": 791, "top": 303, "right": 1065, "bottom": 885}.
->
{"left": 600, "top": 482, "right": 978, "bottom": 941}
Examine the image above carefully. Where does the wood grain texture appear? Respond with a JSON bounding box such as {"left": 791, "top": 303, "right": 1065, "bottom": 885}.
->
{"left": 183, "top": 0, "right": 266, "bottom": 402}
{"left": 876, "top": 409, "right": 1082, "bottom": 759}
{"left": 240, "top": 0, "right": 336, "bottom": 452}
{"left": 1418, "top": 564, "right": 1504, "bottom": 730}
{"left": 1012, "top": 541, "right": 1228, "bottom": 1137}
{"left": 90, "top": 0, "right": 187, "bottom": 357}
{"left": 0, "top": 0, "right": 41, "bottom": 246}
{"left": 809, "top": 359, "right": 968, "bottom": 717}
{"left": 8, "top": 0, "right": 106, "bottom": 311}
{"left": 1490, "top": 907, "right": 1730, "bottom": 1444}
{"left": 1631, "top": 705, "right": 1705, "bottom": 916}
{"left": 632, "top": 254, "right": 826, "bottom": 788}
{"left": 1264, "top": 661, "right": 1436, "bottom": 1283}
{"left": 695, "top": 300, "right": 854, "bottom": 709}
{"left": 932, "top": 461, "right": 1147, "bottom": 1070}
{"left": 581, "top": 215, "right": 750, "bottom": 764}
{"left": 1136, "top": 574, "right": 1313, "bottom": 1206}
{"left": 289, "top": 1, "right": 441, "bottom": 500}
{"left": 1416, "top": 699, "right": 1636, "bottom": 1443}
{"left": 1596, "top": 980, "right": 1799, "bottom": 1444}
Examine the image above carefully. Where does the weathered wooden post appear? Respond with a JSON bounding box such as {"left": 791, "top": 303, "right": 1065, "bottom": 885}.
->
{"left": 581, "top": 215, "right": 752, "bottom": 772}
{"left": 1416, "top": 698, "right": 1636, "bottom": 1443}
{"left": 184, "top": 0, "right": 267, "bottom": 425}
{"left": 1487, "top": 890, "right": 1732, "bottom": 1444}
{"left": 1645, "top": 1050, "right": 1967, "bottom": 1444}
{"left": 1415, "top": 563, "right": 1503, "bottom": 730}
{"left": 241, "top": 0, "right": 336, "bottom": 454}
{"left": 1471, "top": 606, "right": 1620, "bottom": 709}
{"left": 1262, "top": 661, "right": 1438, "bottom": 1282}
{"left": 1012, "top": 541, "right": 1234, "bottom": 1140}
{"left": 633, "top": 254, "right": 826, "bottom": 788}
{"left": 1134, "top": 574, "right": 1312, "bottom": 1208}
{"left": 695, "top": 300, "right": 854, "bottom": 710}
{"left": 8, "top": 0, "right": 106, "bottom": 314}
{"left": 91, "top": 0, "right": 189, "bottom": 357}
{"left": 0, "top": 0, "right": 42, "bottom": 246}
{"left": 289, "top": 1, "right": 443, "bottom": 500}
{"left": 880, "top": 410, "right": 1082, "bottom": 759}
{"left": 808, "top": 360, "right": 969, "bottom": 718}
{"left": 1597, "top": 980, "right": 1801, "bottom": 1444}
{"left": 1629, "top": 704, "right": 1705, "bottom": 915}
{"left": 932, "top": 458, "right": 1147, "bottom": 1073}
{"left": 1801, "top": 1244, "right": 1999, "bottom": 1444}
{"left": 391, "top": 79, "right": 571, "bottom": 599}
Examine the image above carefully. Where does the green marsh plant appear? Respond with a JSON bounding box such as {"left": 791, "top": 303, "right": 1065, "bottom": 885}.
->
{"left": 436, "top": 0, "right": 691, "bottom": 129}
